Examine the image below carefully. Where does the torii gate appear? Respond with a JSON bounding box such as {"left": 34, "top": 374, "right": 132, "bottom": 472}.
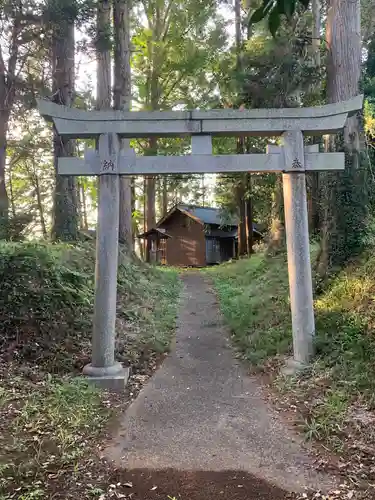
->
{"left": 37, "top": 95, "right": 363, "bottom": 390}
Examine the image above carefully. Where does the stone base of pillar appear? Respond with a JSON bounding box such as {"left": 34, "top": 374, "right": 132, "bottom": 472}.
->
{"left": 281, "top": 357, "right": 310, "bottom": 377}
{"left": 83, "top": 362, "right": 130, "bottom": 392}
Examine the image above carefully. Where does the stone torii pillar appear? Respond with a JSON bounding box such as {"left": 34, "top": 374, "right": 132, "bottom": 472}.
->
{"left": 268, "top": 141, "right": 318, "bottom": 370}
{"left": 81, "top": 133, "right": 129, "bottom": 390}
{"left": 282, "top": 133, "right": 315, "bottom": 369}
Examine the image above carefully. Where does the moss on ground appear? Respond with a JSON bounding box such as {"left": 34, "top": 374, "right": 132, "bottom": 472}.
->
{"left": 209, "top": 251, "right": 375, "bottom": 497}
{"left": 0, "top": 242, "right": 180, "bottom": 499}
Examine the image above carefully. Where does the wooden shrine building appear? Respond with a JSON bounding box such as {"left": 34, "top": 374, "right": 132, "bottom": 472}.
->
{"left": 139, "top": 204, "right": 262, "bottom": 267}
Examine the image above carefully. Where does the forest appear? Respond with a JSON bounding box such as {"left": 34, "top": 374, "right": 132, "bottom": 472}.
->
{"left": 0, "top": 0, "right": 372, "bottom": 272}
{"left": 1, "top": 0, "right": 375, "bottom": 499}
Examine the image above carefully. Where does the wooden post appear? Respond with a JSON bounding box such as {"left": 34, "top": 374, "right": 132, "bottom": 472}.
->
{"left": 282, "top": 131, "right": 315, "bottom": 370}
{"left": 83, "top": 133, "right": 129, "bottom": 391}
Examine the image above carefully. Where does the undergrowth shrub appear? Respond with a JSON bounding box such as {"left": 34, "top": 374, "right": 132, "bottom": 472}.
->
{"left": 0, "top": 242, "right": 179, "bottom": 375}
{"left": 0, "top": 243, "right": 94, "bottom": 373}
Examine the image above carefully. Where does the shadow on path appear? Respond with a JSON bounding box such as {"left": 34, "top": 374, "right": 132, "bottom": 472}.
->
{"left": 107, "top": 468, "right": 293, "bottom": 500}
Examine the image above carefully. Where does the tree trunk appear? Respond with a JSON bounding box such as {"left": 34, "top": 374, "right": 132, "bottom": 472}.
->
{"left": 235, "top": 0, "right": 253, "bottom": 257}
{"left": 307, "top": 0, "right": 321, "bottom": 235}
{"left": 33, "top": 168, "right": 47, "bottom": 238}
{"left": 77, "top": 180, "right": 83, "bottom": 229}
{"left": 0, "top": 116, "right": 9, "bottom": 238}
{"left": 96, "top": 0, "right": 111, "bottom": 110}
{"left": 145, "top": 59, "right": 159, "bottom": 257}
{"left": 80, "top": 183, "right": 88, "bottom": 230}
{"left": 236, "top": 143, "right": 247, "bottom": 256}
{"left": 267, "top": 175, "right": 285, "bottom": 254}
{"left": 234, "top": 0, "right": 242, "bottom": 66}
{"left": 317, "top": 0, "right": 364, "bottom": 277}
{"left": 146, "top": 176, "right": 156, "bottom": 229}
{"left": 156, "top": 177, "right": 162, "bottom": 219}
{"left": 51, "top": 9, "right": 78, "bottom": 241}
{"left": 201, "top": 174, "right": 205, "bottom": 206}
{"left": 7, "top": 161, "right": 15, "bottom": 218}
{"left": 146, "top": 174, "right": 156, "bottom": 262}
{"left": 0, "top": 3, "right": 23, "bottom": 239}
{"left": 307, "top": 170, "right": 320, "bottom": 234}
{"left": 143, "top": 176, "right": 147, "bottom": 259}
{"left": 244, "top": 139, "right": 254, "bottom": 254}
{"left": 245, "top": 175, "right": 254, "bottom": 254}
{"left": 131, "top": 177, "right": 136, "bottom": 247}
{"left": 312, "top": 0, "right": 321, "bottom": 68}
{"left": 146, "top": 137, "right": 157, "bottom": 231}
{"left": 162, "top": 176, "right": 168, "bottom": 216}
{"left": 77, "top": 180, "right": 88, "bottom": 230}
{"left": 114, "top": 0, "right": 133, "bottom": 252}
{"left": 236, "top": 168, "right": 247, "bottom": 257}
{"left": 238, "top": 194, "right": 247, "bottom": 256}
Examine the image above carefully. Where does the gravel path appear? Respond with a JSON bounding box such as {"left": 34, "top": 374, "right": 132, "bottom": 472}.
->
{"left": 106, "top": 273, "right": 335, "bottom": 499}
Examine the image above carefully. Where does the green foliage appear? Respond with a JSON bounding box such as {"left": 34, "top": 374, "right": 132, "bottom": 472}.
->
{"left": 318, "top": 140, "right": 369, "bottom": 272}
{"left": 0, "top": 376, "right": 108, "bottom": 498}
{"left": 0, "top": 242, "right": 94, "bottom": 372}
{"left": 132, "top": 0, "right": 228, "bottom": 110}
{"left": 236, "top": 19, "right": 322, "bottom": 108}
{"left": 208, "top": 252, "right": 292, "bottom": 366}
{"left": 6, "top": 110, "right": 55, "bottom": 238}
{"left": 116, "top": 257, "right": 180, "bottom": 353}
{"left": 313, "top": 255, "right": 375, "bottom": 397}
{"left": 214, "top": 137, "right": 277, "bottom": 228}
{"left": 45, "top": 0, "right": 95, "bottom": 24}
{"left": 210, "top": 248, "right": 375, "bottom": 387}
{"left": 363, "top": 34, "right": 375, "bottom": 221}
{"left": 0, "top": 242, "right": 180, "bottom": 373}
{"left": 130, "top": 0, "right": 229, "bottom": 225}
{"left": 248, "top": 0, "right": 310, "bottom": 36}
{"left": 210, "top": 249, "right": 375, "bottom": 452}
{"left": 214, "top": 6, "right": 322, "bottom": 232}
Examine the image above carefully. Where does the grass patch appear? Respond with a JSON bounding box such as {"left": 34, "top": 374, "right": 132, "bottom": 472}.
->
{"left": 0, "top": 242, "right": 180, "bottom": 373}
{"left": 0, "top": 378, "right": 109, "bottom": 500}
{"left": 208, "top": 253, "right": 292, "bottom": 366}
{"left": 0, "top": 242, "right": 180, "bottom": 498}
{"left": 210, "top": 250, "right": 375, "bottom": 491}
{"left": 117, "top": 262, "right": 180, "bottom": 355}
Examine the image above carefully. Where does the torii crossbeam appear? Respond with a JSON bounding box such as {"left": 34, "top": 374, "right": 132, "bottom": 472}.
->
{"left": 37, "top": 95, "right": 364, "bottom": 390}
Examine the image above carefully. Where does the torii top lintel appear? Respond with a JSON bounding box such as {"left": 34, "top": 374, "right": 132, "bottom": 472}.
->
{"left": 37, "top": 95, "right": 363, "bottom": 139}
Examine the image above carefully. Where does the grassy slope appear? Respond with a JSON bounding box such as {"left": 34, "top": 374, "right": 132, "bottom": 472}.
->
{"left": 0, "top": 242, "right": 180, "bottom": 500}
{"left": 210, "top": 252, "right": 375, "bottom": 494}
{"left": 208, "top": 253, "right": 292, "bottom": 366}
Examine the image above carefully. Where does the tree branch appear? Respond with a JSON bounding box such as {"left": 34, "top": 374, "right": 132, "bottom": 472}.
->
{"left": 161, "top": 0, "right": 174, "bottom": 41}
{"left": 160, "top": 72, "right": 186, "bottom": 107}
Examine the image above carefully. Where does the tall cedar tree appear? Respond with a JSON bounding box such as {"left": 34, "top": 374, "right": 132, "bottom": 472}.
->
{"left": 50, "top": 0, "right": 79, "bottom": 240}
{"left": 114, "top": 0, "right": 133, "bottom": 252}
{"left": 317, "top": 0, "right": 366, "bottom": 276}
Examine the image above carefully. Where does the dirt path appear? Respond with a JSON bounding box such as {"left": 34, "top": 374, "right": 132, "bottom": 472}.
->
{"left": 106, "top": 273, "right": 335, "bottom": 499}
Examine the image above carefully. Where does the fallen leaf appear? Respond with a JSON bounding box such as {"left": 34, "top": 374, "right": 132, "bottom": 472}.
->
{"left": 124, "top": 482, "right": 133, "bottom": 488}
